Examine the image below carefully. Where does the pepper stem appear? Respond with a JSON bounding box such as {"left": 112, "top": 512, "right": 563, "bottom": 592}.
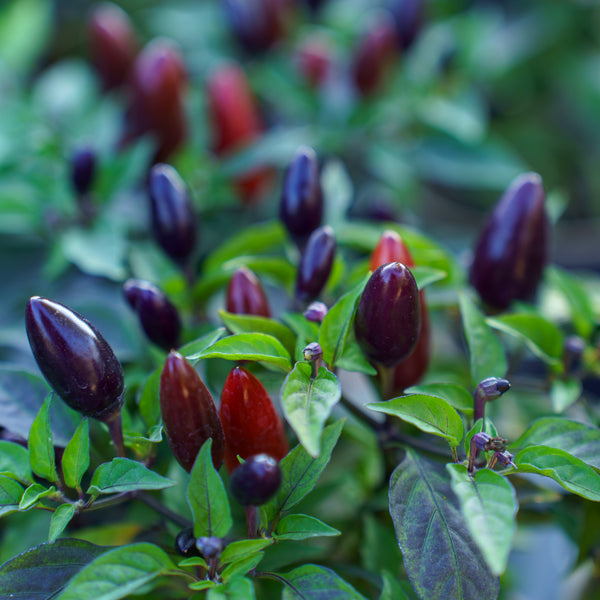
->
{"left": 245, "top": 505, "right": 257, "bottom": 539}
{"left": 105, "top": 409, "right": 126, "bottom": 458}
{"left": 378, "top": 365, "right": 396, "bottom": 401}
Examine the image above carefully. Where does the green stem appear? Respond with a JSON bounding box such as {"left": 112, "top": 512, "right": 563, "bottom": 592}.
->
{"left": 378, "top": 364, "right": 395, "bottom": 401}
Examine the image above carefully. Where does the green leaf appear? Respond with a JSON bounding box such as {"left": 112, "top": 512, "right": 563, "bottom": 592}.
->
{"left": 0, "top": 539, "right": 108, "bottom": 599}
{"left": 55, "top": 543, "right": 176, "bottom": 600}
{"left": 322, "top": 159, "right": 353, "bottom": 228}
{"left": 187, "top": 438, "right": 232, "bottom": 538}
{"left": 447, "top": 464, "right": 518, "bottom": 576}
{"left": 459, "top": 292, "right": 507, "bottom": 386}
{"left": 62, "top": 419, "right": 89, "bottom": 490}
{"left": 138, "top": 366, "right": 162, "bottom": 429}
{"left": 29, "top": 395, "right": 58, "bottom": 483}
{"left": 49, "top": 503, "right": 76, "bottom": 542}
{"left": 220, "top": 539, "right": 273, "bottom": 565}
{"left": 407, "top": 383, "right": 474, "bottom": 416}
{"left": 379, "top": 571, "right": 413, "bottom": 600}
{"left": 512, "top": 417, "right": 600, "bottom": 470}
{"left": 19, "top": 483, "right": 55, "bottom": 510}
{"left": 0, "top": 474, "right": 24, "bottom": 517}
{"left": 411, "top": 266, "right": 447, "bottom": 289}
{"left": 264, "top": 420, "right": 344, "bottom": 521}
{"left": 281, "top": 363, "right": 341, "bottom": 457}
{"left": 514, "top": 445, "right": 600, "bottom": 501}
{"left": 87, "top": 458, "right": 175, "bottom": 498}
{"left": 0, "top": 441, "right": 33, "bottom": 483}
{"left": 367, "top": 394, "right": 463, "bottom": 448}
{"left": 181, "top": 327, "right": 228, "bottom": 361}
{"left": 281, "top": 564, "right": 367, "bottom": 599}
{"left": 274, "top": 514, "right": 340, "bottom": 541}
{"left": 550, "top": 377, "right": 582, "bottom": 413}
{"left": 220, "top": 553, "right": 264, "bottom": 580}
{"left": 389, "top": 450, "right": 499, "bottom": 600}
{"left": 282, "top": 312, "right": 320, "bottom": 342}
{"left": 218, "top": 310, "right": 296, "bottom": 358}
{"left": 208, "top": 577, "right": 255, "bottom": 599}
{"left": 178, "top": 556, "right": 208, "bottom": 569}
{"left": 191, "top": 333, "right": 292, "bottom": 371}
{"left": 486, "top": 312, "right": 563, "bottom": 365}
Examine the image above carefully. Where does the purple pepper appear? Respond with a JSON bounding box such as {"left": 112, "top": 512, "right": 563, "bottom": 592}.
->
{"left": 389, "top": 0, "right": 425, "bottom": 50}
{"left": 295, "top": 225, "right": 336, "bottom": 303}
{"left": 469, "top": 172, "right": 550, "bottom": 311}
{"left": 148, "top": 163, "right": 197, "bottom": 266}
{"left": 229, "top": 454, "right": 282, "bottom": 506}
{"left": 123, "top": 279, "right": 181, "bottom": 351}
{"left": 25, "top": 297, "right": 124, "bottom": 421}
{"left": 354, "top": 262, "right": 421, "bottom": 368}
{"left": 70, "top": 147, "right": 97, "bottom": 197}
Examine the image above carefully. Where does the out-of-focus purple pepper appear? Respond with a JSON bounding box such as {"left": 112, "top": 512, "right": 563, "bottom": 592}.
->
{"left": 123, "top": 279, "right": 181, "bottom": 351}
{"left": 226, "top": 267, "right": 271, "bottom": 318}
{"left": 469, "top": 172, "right": 550, "bottom": 311}
{"left": 25, "top": 297, "right": 124, "bottom": 421}
{"left": 70, "top": 147, "right": 97, "bottom": 197}
{"left": 160, "top": 351, "right": 225, "bottom": 472}
{"left": 389, "top": 0, "right": 425, "bottom": 50}
{"left": 148, "top": 163, "right": 197, "bottom": 266}
{"left": 295, "top": 225, "right": 336, "bottom": 303}
{"left": 354, "top": 262, "right": 421, "bottom": 367}
{"left": 87, "top": 2, "right": 138, "bottom": 91}
{"left": 304, "top": 301, "right": 328, "bottom": 323}
{"left": 229, "top": 454, "right": 282, "bottom": 506}
{"left": 280, "top": 146, "right": 323, "bottom": 246}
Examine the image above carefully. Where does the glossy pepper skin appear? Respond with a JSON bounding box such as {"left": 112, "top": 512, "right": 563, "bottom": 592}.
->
{"left": 229, "top": 454, "right": 282, "bottom": 506}
{"left": 469, "top": 172, "right": 550, "bottom": 311}
{"left": 160, "top": 351, "right": 225, "bottom": 472}
{"left": 219, "top": 366, "right": 288, "bottom": 473}
{"left": 280, "top": 146, "right": 323, "bottom": 246}
{"left": 71, "top": 147, "right": 97, "bottom": 197}
{"left": 122, "top": 39, "right": 187, "bottom": 164}
{"left": 370, "top": 230, "right": 431, "bottom": 390}
{"left": 354, "top": 262, "right": 421, "bottom": 368}
{"left": 148, "top": 163, "right": 197, "bottom": 266}
{"left": 226, "top": 267, "right": 271, "bottom": 318}
{"left": 87, "top": 2, "right": 138, "bottom": 91}
{"left": 295, "top": 225, "right": 336, "bottom": 303}
{"left": 25, "top": 297, "right": 124, "bottom": 421}
{"left": 123, "top": 279, "right": 181, "bottom": 351}
{"left": 389, "top": 0, "right": 425, "bottom": 51}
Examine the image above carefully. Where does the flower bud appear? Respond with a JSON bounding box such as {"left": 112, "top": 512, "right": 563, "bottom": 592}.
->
{"left": 160, "top": 351, "right": 225, "bottom": 472}
{"left": 469, "top": 172, "right": 550, "bottom": 311}
{"left": 303, "top": 301, "right": 328, "bottom": 323}
{"left": 25, "top": 297, "right": 124, "bottom": 421}
{"left": 148, "top": 163, "right": 197, "bottom": 266}
{"left": 226, "top": 267, "right": 271, "bottom": 318}
{"left": 196, "top": 536, "right": 224, "bottom": 560}
{"left": 472, "top": 432, "right": 492, "bottom": 452}
{"left": 295, "top": 225, "right": 336, "bottom": 303}
{"left": 476, "top": 377, "right": 511, "bottom": 402}
{"left": 70, "top": 147, "right": 97, "bottom": 197}
{"left": 123, "top": 279, "right": 181, "bottom": 351}
{"left": 303, "top": 342, "right": 323, "bottom": 363}
{"left": 229, "top": 454, "right": 282, "bottom": 506}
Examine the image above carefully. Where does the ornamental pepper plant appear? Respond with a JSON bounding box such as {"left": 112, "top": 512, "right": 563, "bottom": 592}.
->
{"left": 2, "top": 2, "right": 600, "bottom": 600}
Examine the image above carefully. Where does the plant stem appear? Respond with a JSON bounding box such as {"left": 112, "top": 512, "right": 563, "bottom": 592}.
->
{"left": 105, "top": 409, "right": 126, "bottom": 458}
{"left": 378, "top": 365, "right": 395, "bottom": 401}
{"left": 255, "top": 572, "right": 308, "bottom": 599}
{"left": 137, "top": 492, "right": 192, "bottom": 528}
{"left": 245, "top": 506, "right": 257, "bottom": 539}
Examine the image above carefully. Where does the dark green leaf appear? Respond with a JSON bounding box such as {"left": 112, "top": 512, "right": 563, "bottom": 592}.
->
{"left": 379, "top": 571, "right": 413, "bottom": 600}
{"left": 514, "top": 445, "right": 600, "bottom": 501}
{"left": 274, "top": 514, "right": 340, "bottom": 541}
{"left": 0, "top": 474, "right": 24, "bottom": 517}
{"left": 0, "top": 539, "right": 108, "bottom": 600}
{"left": 28, "top": 395, "right": 58, "bottom": 483}
{"left": 207, "top": 577, "right": 255, "bottom": 599}
{"left": 550, "top": 377, "right": 582, "bottom": 413}
{"left": 48, "top": 504, "right": 76, "bottom": 543}
{"left": 187, "top": 439, "right": 232, "bottom": 538}
{"left": 220, "top": 539, "right": 273, "bottom": 565}
{"left": 87, "top": 458, "right": 175, "bottom": 498}
{"left": 407, "top": 383, "right": 474, "bottom": 415}
{"left": 0, "top": 441, "right": 32, "bottom": 483}
{"left": 459, "top": 292, "right": 507, "bottom": 386}
{"left": 281, "top": 564, "right": 367, "bottom": 599}
{"left": 55, "top": 543, "right": 176, "bottom": 600}
{"left": 389, "top": 450, "right": 499, "bottom": 600}
{"left": 19, "top": 483, "right": 55, "bottom": 510}
{"left": 447, "top": 464, "right": 518, "bottom": 575}
{"left": 61, "top": 419, "right": 89, "bottom": 491}
{"left": 281, "top": 363, "right": 341, "bottom": 457}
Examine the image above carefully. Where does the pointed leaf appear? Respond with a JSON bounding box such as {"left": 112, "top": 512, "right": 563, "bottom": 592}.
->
{"left": 187, "top": 438, "right": 232, "bottom": 538}
{"left": 367, "top": 394, "right": 463, "bottom": 448}
{"left": 281, "top": 564, "right": 367, "bottom": 599}
{"left": 0, "top": 474, "right": 24, "bottom": 517}
{"left": 220, "top": 553, "right": 264, "bottom": 580}
{"left": 207, "top": 576, "right": 255, "bottom": 599}
{"left": 49, "top": 503, "right": 76, "bottom": 542}
{"left": 28, "top": 395, "right": 58, "bottom": 483}
{"left": 274, "top": 514, "right": 340, "bottom": 541}
{"left": 220, "top": 539, "right": 273, "bottom": 566}
{"left": 19, "top": 483, "right": 55, "bottom": 510}
{"left": 0, "top": 441, "right": 33, "bottom": 483}
{"left": 389, "top": 450, "right": 499, "bottom": 600}
{"left": 180, "top": 327, "right": 227, "bottom": 361}
{"left": 281, "top": 363, "right": 341, "bottom": 457}
{"left": 447, "top": 464, "right": 518, "bottom": 575}
{"left": 62, "top": 419, "right": 89, "bottom": 490}
{"left": 407, "top": 383, "right": 474, "bottom": 415}
{"left": 138, "top": 366, "right": 162, "bottom": 428}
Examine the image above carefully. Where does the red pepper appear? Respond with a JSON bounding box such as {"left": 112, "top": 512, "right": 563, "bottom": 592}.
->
{"left": 226, "top": 267, "right": 271, "bottom": 318}
{"left": 219, "top": 366, "right": 288, "bottom": 473}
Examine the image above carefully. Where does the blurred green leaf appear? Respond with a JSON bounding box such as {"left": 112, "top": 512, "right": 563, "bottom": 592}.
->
{"left": 0, "top": 475, "right": 24, "bottom": 517}
{"left": 550, "top": 377, "right": 582, "bottom": 413}
{"left": 0, "top": 442, "right": 32, "bottom": 484}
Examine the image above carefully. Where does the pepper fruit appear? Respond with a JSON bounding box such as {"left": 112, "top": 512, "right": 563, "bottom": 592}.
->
{"left": 295, "top": 225, "right": 336, "bottom": 304}
{"left": 229, "top": 454, "right": 282, "bottom": 506}
{"left": 296, "top": 36, "right": 331, "bottom": 89}
{"left": 121, "top": 39, "right": 187, "bottom": 164}
{"left": 354, "top": 262, "right": 421, "bottom": 368}
{"left": 280, "top": 146, "right": 323, "bottom": 247}
{"left": 226, "top": 267, "right": 271, "bottom": 318}
{"left": 389, "top": 0, "right": 425, "bottom": 51}
{"left": 219, "top": 366, "right": 288, "bottom": 473}
{"left": 25, "top": 297, "right": 124, "bottom": 421}
{"left": 123, "top": 279, "right": 181, "bottom": 351}
{"left": 370, "top": 230, "right": 431, "bottom": 391}
{"left": 87, "top": 2, "right": 138, "bottom": 91}
{"left": 70, "top": 147, "right": 97, "bottom": 198}
{"left": 469, "top": 172, "right": 550, "bottom": 311}
{"left": 175, "top": 528, "right": 199, "bottom": 557}
{"left": 148, "top": 163, "right": 197, "bottom": 267}
{"left": 159, "top": 351, "right": 225, "bottom": 472}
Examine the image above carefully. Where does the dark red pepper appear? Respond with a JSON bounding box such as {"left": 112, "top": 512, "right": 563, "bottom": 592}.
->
{"left": 296, "top": 36, "right": 331, "bottom": 88}
{"left": 295, "top": 225, "right": 336, "bottom": 304}
{"left": 226, "top": 267, "right": 271, "bottom": 318}
{"left": 219, "top": 366, "right": 288, "bottom": 473}
{"left": 160, "top": 351, "right": 225, "bottom": 472}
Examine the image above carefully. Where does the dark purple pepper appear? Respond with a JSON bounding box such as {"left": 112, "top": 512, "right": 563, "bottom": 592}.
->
{"left": 389, "top": 0, "right": 425, "bottom": 50}
{"left": 123, "top": 279, "right": 181, "bottom": 351}
{"left": 354, "top": 262, "right": 421, "bottom": 368}
{"left": 175, "top": 528, "right": 199, "bottom": 556}
{"left": 229, "top": 454, "right": 282, "bottom": 506}
{"left": 70, "top": 148, "right": 97, "bottom": 197}
{"left": 226, "top": 267, "right": 271, "bottom": 317}
{"left": 303, "top": 301, "right": 328, "bottom": 323}
{"left": 295, "top": 225, "right": 336, "bottom": 303}
{"left": 280, "top": 146, "right": 323, "bottom": 245}
{"left": 25, "top": 297, "right": 124, "bottom": 421}
{"left": 469, "top": 172, "right": 550, "bottom": 311}
{"left": 148, "top": 163, "right": 197, "bottom": 266}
